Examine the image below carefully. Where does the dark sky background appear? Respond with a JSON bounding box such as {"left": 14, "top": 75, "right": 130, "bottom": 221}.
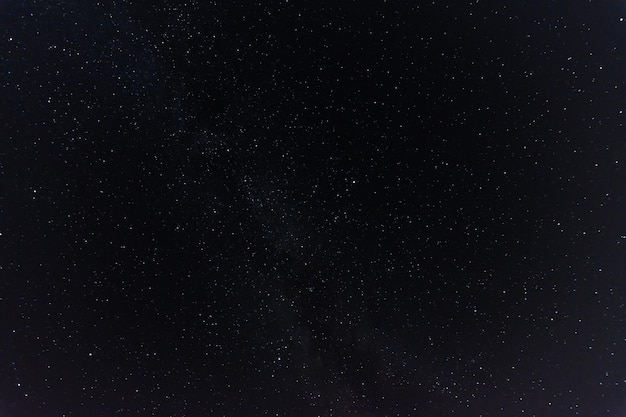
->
{"left": 2, "top": 1, "right": 626, "bottom": 416}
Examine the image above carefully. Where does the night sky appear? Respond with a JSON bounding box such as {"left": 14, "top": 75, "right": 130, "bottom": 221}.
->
{"left": 2, "top": 1, "right": 626, "bottom": 416}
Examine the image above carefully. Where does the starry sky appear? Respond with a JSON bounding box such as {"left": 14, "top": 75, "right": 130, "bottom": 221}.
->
{"left": 2, "top": 1, "right": 626, "bottom": 416}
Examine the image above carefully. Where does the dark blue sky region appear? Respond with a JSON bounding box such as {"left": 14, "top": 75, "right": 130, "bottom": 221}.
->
{"left": 1, "top": 1, "right": 626, "bottom": 416}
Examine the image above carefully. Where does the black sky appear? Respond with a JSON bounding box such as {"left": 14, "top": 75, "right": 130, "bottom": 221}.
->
{"left": 2, "top": 1, "right": 626, "bottom": 416}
